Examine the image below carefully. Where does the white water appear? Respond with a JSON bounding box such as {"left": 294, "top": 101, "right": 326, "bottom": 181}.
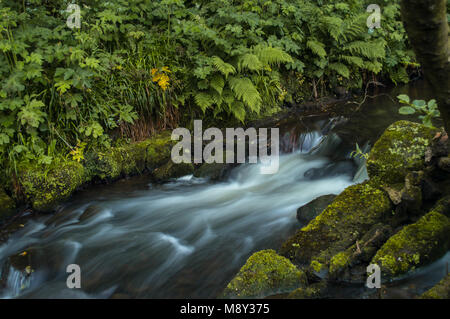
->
{"left": 0, "top": 129, "right": 358, "bottom": 299}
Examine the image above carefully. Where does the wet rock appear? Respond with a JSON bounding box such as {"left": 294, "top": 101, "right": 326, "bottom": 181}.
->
{"left": 367, "top": 121, "right": 437, "bottom": 185}
{"left": 194, "top": 162, "right": 228, "bottom": 181}
{"left": 153, "top": 161, "right": 194, "bottom": 181}
{"left": 280, "top": 181, "right": 393, "bottom": 274}
{"left": 327, "top": 223, "right": 393, "bottom": 282}
{"left": 296, "top": 195, "right": 337, "bottom": 224}
{"left": 19, "top": 161, "right": 85, "bottom": 212}
{"left": 0, "top": 189, "right": 15, "bottom": 222}
{"left": 222, "top": 249, "right": 307, "bottom": 298}
{"left": 420, "top": 176, "right": 442, "bottom": 201}
{"left": 287, "top": 281, "right": 327, "bottom": 299}
{"left": 420, "top": 274, "right": 450, "bottom": 299}
{"left": 371, "top": 198, "right": 450, "bottom": 278}
{"left": 304, "top": 161, "right": 354, "bottom": 180}
{"left": 79, "top": 205, "right": 104, "bottom": 222}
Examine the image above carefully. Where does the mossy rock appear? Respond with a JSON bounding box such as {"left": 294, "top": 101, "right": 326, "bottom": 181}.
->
{"left": 115, "top": 141, "right": 149, "bottom": 176}
{"left": 86, "top": 149, "right": 123, "bottom": 181}
{"left": 146, "top": 131, "right": 177, "bottom": 171}
{"left": 153, "top": 161, "right": 194, "bottom": 181}
{"left": 371, "top": 200, "right": 450, "bottom": 278}
{"left": 287, "top": 281, "right": 327, "bottom": 299}
{"left": 20, "top": 161, "right": 85, "bottom": 212}
{"left": 367, "top": 121, "right": 437, "bottom": 185}
{"left": 222, "top": 249, "right": 307, "bottom": 298}
{"left": 280, "top": 181, "right": 393, "bottom": 272}
{"left": 296, "top": 194, "right": 337, "bottom": 224}
{"left": 0, "top": 188, "right": 16, "bottom": 221}
{"left": 420, "top": 274, "right": 450, "bottom": 299}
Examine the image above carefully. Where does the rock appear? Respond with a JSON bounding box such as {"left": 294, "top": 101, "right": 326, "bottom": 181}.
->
{"left": 287, "top": 281, "right": 327, "bottom": 299}
{"left": 296, "top": 195, "right": 337, "bottom": 224}
{"left": 420, "top": 274, "right": 450, "bottom": 299}
{"left": 146, "top": 131, "right": 176, "bottom": 171}
{"left": 437, "top": 156, "right": 450, "bottom": 173}
{"left": 222, "top": 250, "right": 307, "bottom": 298}
{"left": 79, "top": 205, "right": 104, "bottom": 222}
{"left": 280, "top": 181, "right": 393, "bottom": 273}
{"left": 0, "top": 189, "right": 15, "bottom": 222}
{"left": 194, "top": 162, "right": 228, "bottom": 181}
{"left": 20, "top": 161, "right": 85, "bottom": 212}
{"left": 371, "top": 198, "right": 450, "bottom": 278}
{"left": 327, "top": 223, "right": 393, "bottom": 282}
{"left": 367, "top": 121, "right": 437, "bottom": 185}
{"left": 153, "top": 161, "right": 194, "bottom": 181}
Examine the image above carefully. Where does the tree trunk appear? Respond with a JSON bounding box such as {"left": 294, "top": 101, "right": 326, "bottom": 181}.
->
{"left": 400, "top": 0, "right": 449, "bottom": 132}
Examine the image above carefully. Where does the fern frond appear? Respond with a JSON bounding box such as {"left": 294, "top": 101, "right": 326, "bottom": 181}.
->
{"left": 328, "top": 63, "right": 350, "bottom": 78}
{"left": 211, "top": 56, "right": 236, "bottom": 78}
{"left": 210, "top": 74, "right": 225, "bottom": 95}
{"left": 340, "top": 55, "right": 364, "bottom": 68}
{"left": 195, "top": 92, "right": 214, "bottom": 113}
{"left": 307, "top": 40, "right": 327, "bottom": 58}
{"left": 237, "top": 53, "right": 264, "bottom": 72}
{"left": 253, "top": 46, "right": 293, "bottom": 66}
{"left": 228, "top": 76, "right": 262, "bottom": 112}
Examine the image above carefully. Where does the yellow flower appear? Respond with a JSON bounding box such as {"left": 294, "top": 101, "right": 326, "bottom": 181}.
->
{"left": 161, "top": 66, "right": 171, "bottom": 73}
{"left": 151, "top": 68, "right": 158, "bottom": 76}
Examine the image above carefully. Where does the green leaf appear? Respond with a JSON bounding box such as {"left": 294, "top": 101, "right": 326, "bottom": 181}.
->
{"left": 398, "top": 106, "right": 416, "bottom": 115}
{"left": 397, "top": 94, "right": 410, "bottom": 104}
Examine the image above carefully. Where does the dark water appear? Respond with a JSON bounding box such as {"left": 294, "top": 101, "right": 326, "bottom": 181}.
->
{"left": 0, "top": 81, "right": 448, "bottom": 299}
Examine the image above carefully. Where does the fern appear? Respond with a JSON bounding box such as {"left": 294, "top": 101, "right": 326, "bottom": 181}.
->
{"left": 307, "top": 40, "right": 327, "bottom": 58}
{"left": 228, "top": 76, "right": 262, "bottom": 112}
{"left": 211, "top": 56, "right": 236, "bottom": 78}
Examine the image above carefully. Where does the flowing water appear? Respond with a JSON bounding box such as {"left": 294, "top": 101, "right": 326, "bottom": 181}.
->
{"left": 0, "top": 81, "right": 448, "bottom": 299}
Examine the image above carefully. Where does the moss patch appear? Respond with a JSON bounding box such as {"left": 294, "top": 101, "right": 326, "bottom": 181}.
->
{"left": 146, "top": 131, "right": 176, "bottom": 171}
{"left": 280, "top": 181, "right": 392, "bottom": 271}
{"left": 420, "top": 274, "right": 450, "bottom": 299}
{"left": 20, "top": 161, "right": 85, "bottom": 212}
{"left": 371, "top": 201, "right": 450, "bottom": 278}
{"left": 367, "top": 121, "right": 437, "bottom": 185}
{"left": 222, "top": 249, "right": 307, "bottom": 298}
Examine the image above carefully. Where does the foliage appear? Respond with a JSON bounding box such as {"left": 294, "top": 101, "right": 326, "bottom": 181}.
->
{"left": 397, "top": 94, "right": 441, "bottom": 127}
{"left": 0, "top": 0, "right": 415, "bottom": 184}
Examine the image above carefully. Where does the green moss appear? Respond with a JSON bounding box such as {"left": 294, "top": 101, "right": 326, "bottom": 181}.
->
{"left": 367, "top": 121, "right": 437, "bottom": 185}
{"left": 153, "top": 161, "right": 194, "bottom": 181}
{"left": 329, "top": 251, "right": 352, "bottom": 277}
{"left": 280, "top": 181, "right": 392, "bottom": 270}
{"left": 146, "top": 131, "right": 176, "bottom": 171}
{"left": 371, "top": 203, "right": 450, "bottom": 278}
{"left": 420, "top": 274, "right": 450, "bottom": 299}
{"left": 0, "top": 188, "right": 16, "bottom": 221}
{"left": 287, "top": 281, "right": 327, "bottom": 299}
{"left": 20, "top": 161, "right": 85, "bottom": 212}
{"left": 222, "top": 249, "right": 307, "bottom": 298}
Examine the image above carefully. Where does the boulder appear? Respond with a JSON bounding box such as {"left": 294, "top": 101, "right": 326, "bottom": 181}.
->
{"left": 296, "top": 195, "right": 337, "bottom": 224}
{"left": 371, "top": 198, "right": 450, "bottom": 278}
{"left": 420, "top": 274, "right": 450, "bottom": 299}
{"left": 222, "top": 249, "right": 307, "bottom": 298}
{"left": 280, "top": 181, "right": 393, "bottom": 273}
{"left": 20, "top": 161, "right": 85, "bottom": 212}
{"left": 367, "top": 121, "right": 437, "bottom": 185}
{"left": 153, "top": 161, "right": 194, "bottom": 181}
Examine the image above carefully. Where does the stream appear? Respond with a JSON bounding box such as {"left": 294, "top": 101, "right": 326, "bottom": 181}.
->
{"left": 0, "top": 81, "right": 448, "bottom": 299}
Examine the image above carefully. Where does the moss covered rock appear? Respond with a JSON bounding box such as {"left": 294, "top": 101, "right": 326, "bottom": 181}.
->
{"left": 222, "top": 249, "right": 307, "bottom": 298}
{"left": 20, "top": 161, "right": 85, "bottom": 212}
{"left": 367, "top": 121, "right": 437, "bottom": 185}
{"left": 0, "top": 189, "right": 15, "bottom": 221}
{"left": 146, "top": 131, "right": 176, "bottom": 171}
{"left": 280, "top": 181, "right": 393, "bottom": 272}
{"left": 420, "top": 274, "right": 450, "bottom": 299}
{"left": 153, "top": 161, "right": 194, "bottom": 181}
{"left": 287, "top": 281, "right": 327, "bottom": 299}
{"left": 371, "top": 200, "right": 450, "bottom": 278}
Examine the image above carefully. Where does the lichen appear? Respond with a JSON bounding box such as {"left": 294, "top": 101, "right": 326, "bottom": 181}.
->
{"left": 367, "top": 121, "right": 437, "bottom": 185}
{"left": 222, "top": 249, "right": 307, "bottom": 298}
{"left": 280, "top": 181, "right": 392, "bottom": 270}
{"left": 371, "top": 203, "right": 450, "bottom": 278}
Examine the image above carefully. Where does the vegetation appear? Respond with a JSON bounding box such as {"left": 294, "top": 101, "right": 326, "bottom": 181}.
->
{"left": 397, "top": 94, "right": 441, "bottom": 127}
{"left": 0, "top": 0, "right": 416, "bottom": 188}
